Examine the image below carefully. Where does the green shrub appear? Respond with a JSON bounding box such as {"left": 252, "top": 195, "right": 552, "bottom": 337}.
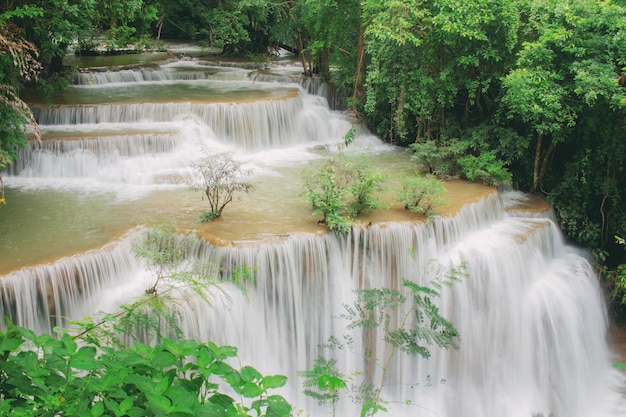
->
{"left": 409, "top": 139, "right": 468, "bottom": 178}
{"left": 398, "top": 173, "right": 447, "bottom": 218}
{"left": 302, "top": 153, "right": 385, "bottom": 233}
{"left": 458, "top": 151, "right": 512, "bottom": 187}
{"left": 0, "top": 322, "right": 292, "bottom": 417}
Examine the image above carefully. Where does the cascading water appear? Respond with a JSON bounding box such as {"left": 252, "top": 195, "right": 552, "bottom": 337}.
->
{"left": 0, "top": 53, "right": 624, "bottom": 417}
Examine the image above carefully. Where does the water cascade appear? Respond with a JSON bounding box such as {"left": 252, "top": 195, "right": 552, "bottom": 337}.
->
{"left": 0, "top": 54, "right": 623, "bottom": 417}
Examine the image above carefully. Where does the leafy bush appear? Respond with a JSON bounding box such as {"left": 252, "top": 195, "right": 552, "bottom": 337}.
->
{"left": 458, "top": 151, "right": 512, "bottom": 187}
{"left": 105, "top": 25, "right": 138, "bottom": 49}
{"left": 189, "top": 152, "right": 254, "bottom": 222}
{"left": 409, "top": 139, "right": 468, "bottom": 178}
{"left": 409, "top": 140, "right": 511, "bottom": 187}
{"left": 398, "top": 173, "right": 447, "bottom": 218}
{"left": 0, "top": 322, "right": 292, "bottom": 417}
{"left": 302, "top": 153, "right": 385, "bottom": 233}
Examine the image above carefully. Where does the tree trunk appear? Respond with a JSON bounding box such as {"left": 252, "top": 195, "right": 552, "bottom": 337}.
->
{"left": 537, "top": 140, "right": 554, "bottom": 193}
{"left": 352, "top": 25, "right": 365, "bottom": 112}
{"left": 530, "top": 132, "right": 544, "bottom": 194}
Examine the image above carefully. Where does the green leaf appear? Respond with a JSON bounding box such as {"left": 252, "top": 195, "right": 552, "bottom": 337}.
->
{"left": 196, "top": 346, "right": 214, "bottom": 368}
{"left": 242, "top": 381, "right": 264, "bottom": 398}
{"left": 133, "top": 375, "right": 159, "bottom": 395}
{"left": 241, "top": 365, "right": 262, "bottom": 382}
{"left": 208, "top": 393, "right": 235, "bottom": 409}
{"left": 156, "top": 377, "right": 171, "bottom": 395}
{"left": 146, "top": 393, "right": 172, "bottom": 413}
{"left": 0, "top": 335, "right": 24, "bottom": 352}
{"left": 162, "top": 338, "right": 183, "bottom": 357}
{"left": 209, "top": 361, "right": 235, "bottom": 376}
{"left": 262, "top": 374, "right": 288, "bottom": 389}
{"left": 61, "top": 333, "right": 78, "bottom": 354}
{"left": 71, "top": 346, "right": 99, "bottom": 370}
{"left": 361, "top": 401, "right": 387, "bottom": 417}
{"left": 91, "top": 401, "right": 105, "bottom": 417}
{"left": 208, "top": 342, "right": 238, "bottom": 360}
{"left": 318, "top": 375, "right": 346, "bottom": 392}
{"left": 151, "top": 351, "right": 177, "bottom": 369}
{"left": 104, "top": 398, "right": 121, "bottom": 416}
{"left": 119, "top": 397, "right": 133, "bottom": 413}
{"left": 266, "top": 395, "right": 292, "bottom": 417}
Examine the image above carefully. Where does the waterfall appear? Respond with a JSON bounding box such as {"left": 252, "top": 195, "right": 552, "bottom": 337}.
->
{"left": 2, "top": 55, "right": 623, "bottom": 416}
{"left": 29, "top": 95, "right": 345, "bottom": 149}
{"left": 1, "top": 193, "right": 623, "bottom": 417}
{"left": 0, "top": 232, "right": 139, "bottom": 335}
{"left": 70, "top": 61, "right": 338, "bottom": 107}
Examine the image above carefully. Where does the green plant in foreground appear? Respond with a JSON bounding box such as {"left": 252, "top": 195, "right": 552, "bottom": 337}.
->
{"left": 0, "top": 321, "right": 292, "bottom": 417}
{"left": 299, "top": 266, "right": 464, "bottom": 417}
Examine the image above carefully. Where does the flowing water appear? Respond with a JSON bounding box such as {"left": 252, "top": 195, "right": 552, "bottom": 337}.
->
{"left": 1, "top": 51, "right": 624, "bottom": 417}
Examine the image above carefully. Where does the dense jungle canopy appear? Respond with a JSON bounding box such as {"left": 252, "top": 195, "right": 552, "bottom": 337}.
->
{"left": 1, "top": 0, "right": 625, "bottom": 314}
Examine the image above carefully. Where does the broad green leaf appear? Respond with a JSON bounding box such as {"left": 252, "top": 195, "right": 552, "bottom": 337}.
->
{"left": 146, "top": 393, "right": 172, "bottom": 413}
{"left": 71, "top": 346, "right": 99, "bottom": 370}
{"left": 208, "top": 392, "right": 235, "bottom": 409}
{"left": 162, "top": 338, "right": 183, "bottom": 357}
{"left": 156, "top": 377, "right": 171, "bottom": 395}
{"left": 242, "top": 381, "right": 264, "bottom": 398}
{"left": 0, "top": 335, "right": 24, "bottom": 352}
{"left": 240, "top": 365, "right": 262, "bottom": 382}
{"left": 151, "top": 351, "right": 177, "bottom": 369}
{"left": 209, "top": 361, "right": 235, "bottom": 376}
{"left": 262, "top": 374, "right": 288, "bottom": 389}
{"left": 133, "top": 375, "right": 159, "bottom": 395}
{"left": 91, "top": 401, "right": 104, "bottom": 417}
{"left": 119, "top": 397, "right": 133, "bottom": 413}
{"left": 61, "top": 333, "right": 78, "bottom": 354}
{"left": 196, "top": 346, "right": 214, "bottom": 368}
{"left": 266, "top": 395, "right": 292, "bottom": 417}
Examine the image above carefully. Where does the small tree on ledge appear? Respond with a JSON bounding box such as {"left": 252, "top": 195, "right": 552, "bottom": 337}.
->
{"left": 189, "top": 152, "right": 254, "bottom": 222}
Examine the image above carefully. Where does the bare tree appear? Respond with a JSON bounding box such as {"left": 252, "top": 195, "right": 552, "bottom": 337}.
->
{"left": 189, "top": 152, "right": 254, "bottom": 221}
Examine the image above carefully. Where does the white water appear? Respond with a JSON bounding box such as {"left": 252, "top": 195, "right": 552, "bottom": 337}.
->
{"left": 1, "top": 56, "right": 624, "bottom": 416}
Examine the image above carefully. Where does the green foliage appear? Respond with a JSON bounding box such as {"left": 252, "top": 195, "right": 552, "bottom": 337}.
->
{"left": 0, "top": 320, "right": 292, "bottom": 417}
{"left": 398, "top": 173, "right": 447, "bottom": 218}
{"left": 155, "top": 0, "right": 250, "bottom": 50}
{"left": 302, "top": 153, "right": 385, "bottom": 234}
{"left": 189, "top": 152, "right": 254, "bottom": 222}
{"left": 409, "top": 140, "right": 467, "bottom": 178}
{"left": 300, "top": 269, "right": 462, "bottom": 416}
{"left": 198, "top": 210, "right": 220, "bottom": 223}
{"left": 360, "top": 0, "right": 520, "bottom": 144}
{"left": 1, "top": 9, "right": 43, "bottom": 206}
{"left": 343, "top": 127, "right": 356, "bottom": 147}
{"left": 605, "top": 236, "right": 626, "bottom": 308}
{"left": 458, "top": 151, "right": 512, "bottom": 187}
{"left": 298, "top": 357, "right": 347, "bottom": 416}
{"left": 104, "top": 25, "right": 138, "bottom": 49}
